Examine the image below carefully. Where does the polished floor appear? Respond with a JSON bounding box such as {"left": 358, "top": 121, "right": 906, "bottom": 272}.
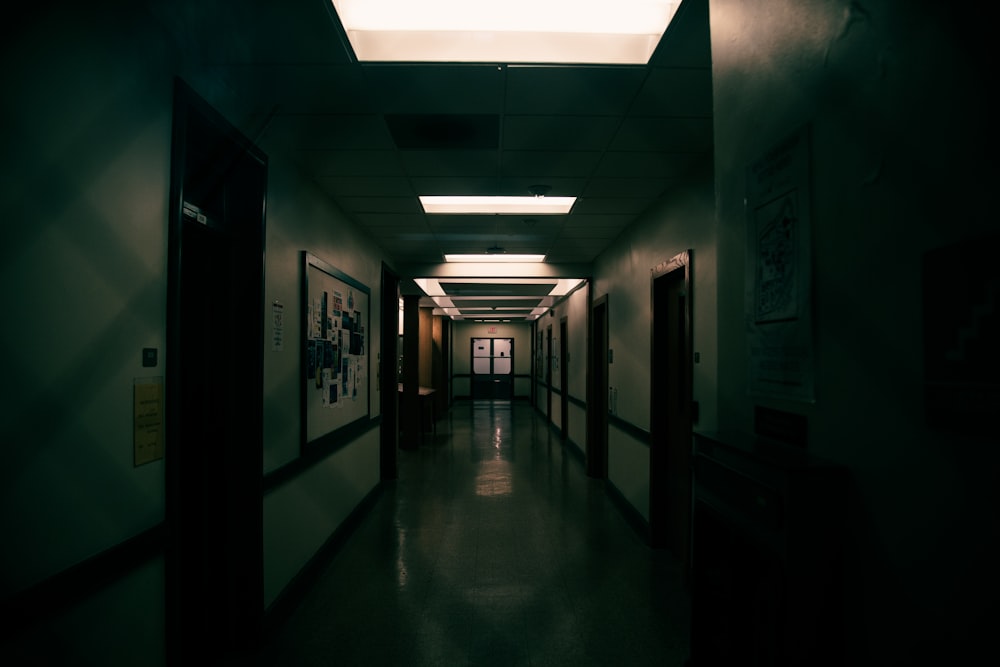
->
{"left": 257, "top": 400, "right": 692, "bottom": 666}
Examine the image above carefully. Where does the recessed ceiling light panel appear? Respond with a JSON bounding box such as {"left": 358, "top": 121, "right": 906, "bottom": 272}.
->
{"left": 332, "top": 1, "right": 681, "bottom": 65}
{"left": 444, "top": 253, "right": 546, "bottom": 263}
{"left": 420, "top": 195, "right": 575, "bottom": 215}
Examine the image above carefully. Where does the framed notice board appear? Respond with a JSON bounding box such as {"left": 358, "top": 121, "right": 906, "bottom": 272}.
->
{"left": 301, "top": 251, "right": 370, "bottom": 451}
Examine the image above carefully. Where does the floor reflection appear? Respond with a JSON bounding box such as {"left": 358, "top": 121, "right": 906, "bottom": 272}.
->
{"left": 258, "top": 398, "right": 692, "bottom": 667}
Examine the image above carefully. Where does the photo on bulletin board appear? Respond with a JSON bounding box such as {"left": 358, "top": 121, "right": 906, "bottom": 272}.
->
{"left": 301, "top": 251, "right": 370, "bottom": 452}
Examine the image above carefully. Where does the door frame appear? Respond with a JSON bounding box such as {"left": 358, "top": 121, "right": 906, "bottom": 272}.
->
{"left": 587, "top": 293, "right": 609, "bottom": 478}
{"left": 546, "top": 324, "right": 553, "bottom": 421}
{"left": 380, "top": 262, "right": 400, "bottom": 479}
{"left": 165, "top": 78, "right": 267, "bottom": 662}
{"left": 649, "top": 249, "right": 694, "bottom": 573}
{"left": 559, "top": 316, "right": 569, "bottom": 440}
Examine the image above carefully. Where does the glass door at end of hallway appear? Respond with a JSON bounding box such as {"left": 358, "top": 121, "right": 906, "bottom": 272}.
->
{"left": 472, "top": 338, "right": 513, "bottom": 400}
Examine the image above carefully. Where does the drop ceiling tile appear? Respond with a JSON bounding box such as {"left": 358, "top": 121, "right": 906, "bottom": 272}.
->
{"left": 292, "top": 150, "right": 403, "bottom": 176}
{"left": 165, "top": 0, "right": 352, "bottom": 66}
{"left": 214, "top": 65, "right": 372, "bottom": 114}
{"left": 563, "top": 214, "right": 634, "bottom": 228}
{"left": 594, "top": 151, "right": 697, "bottom": 179}
{"left": 630, "top": 67, "right": 713, "bottom": 118}
{"left": 500, "top": 151, "right": 603, "bottom": 178}
{"left": 504, "top": 66, "right": 646, "bottom": 116}
{"left": 558, "top": 226, "right": 626, "bottom": 240}
{"left": 503, "top": 116, "right": 620, "bottom": 151}
{"left": 363, "top": 64, "right": 506, "bottom": 114}
{"left": 262, "top": 114, "right": 394, "bottom": 150}
{"left": 544, "top": 239, "right": 609, "bottom": 262}
{"left": 497, "top": 178, "right": 586, "bottom": 197}
{"left": 315, "top": 176, "right": 413, "bottom": 198}
{"left": 611, "top": 117, "right": 713, "bottom": 152}
{"left": 425, "top": 215, "right": 504, "bottom": 231}
{"left": 583, "top": 177, "right": 668, "bottom": 199}
{"left": 397, "top": 150, "right": 498, "bottom": 177}
{"left": 391, "top": 232, "right": 439, "bottom": 243}
{"left": 493, "top": 217, "right": 563, "bottom": 237}
{"left": 337, "top": 197, "right": 423, "bottom": 214}
{"left": 384, "top": 114, "right": 499, "bottom": 150}
{"left": 409, "top": 177, "right": 504, "bottom": 196}
{"left": 353, "top": 213, "right": 429, "bottom": 228}
{"left": 364, "top": 230, "right": 427, "bottom": 248}
{"left": 432, "top": 234, "right": 547, "bottom": 246}
{"left": 572, "top": 197, "right": 655, "bottom": 216}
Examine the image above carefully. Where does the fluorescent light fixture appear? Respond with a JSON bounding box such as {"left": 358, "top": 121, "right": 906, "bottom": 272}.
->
{"left": 420, "top": 196, "right": 575, "bottom": 215}
{"left": 444, "top": 253, "right": 546, "bottom": 263}
{"left": 549, "top": 278, "right": 586, "bottom": 297}
{"left": 412, "top": 278, "right": 445, "bottom": 296}
{"left": 332, "top": 1, "right": 680, "bottom": 64}
{"left": 430, "top": 295, "right": 456, "bottom": 309}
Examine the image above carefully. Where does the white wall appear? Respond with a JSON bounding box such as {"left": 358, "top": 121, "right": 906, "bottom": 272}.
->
{"left": 262, "top": 429, "right": 379, "bottom": 607}
{"left": 592, "top": 183, "right": 718, "bottom": 520}
{"left": 257, "top": 149, "right": 385, "bottom": 475}
{"left": 252, "top": 149, "right": 385, "bottom": 612}
{"left": 534, "top": 283, "right": 591, "bottom": 448}
{"left": 710, "top": 0, "right": 997, "bottom": 661}
{"left": 1, "top": 5, "right": 177, "bottom": 663}
{"left": 0, "top": 2, "right": 389, "bottom": 663}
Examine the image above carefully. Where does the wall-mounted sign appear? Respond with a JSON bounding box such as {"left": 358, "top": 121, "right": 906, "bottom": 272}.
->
{"left": 272, "top": 301, "right": 284, "bottom": 351}
{"left": 133, "top": 378, "right": 164, "bottom": 466}
{"left": 745, "top": 124, "right": 815, "bottom": 402}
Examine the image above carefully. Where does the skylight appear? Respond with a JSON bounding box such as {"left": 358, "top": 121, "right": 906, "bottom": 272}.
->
{"left": 331, "top": 0, "right": 681, "bottom": 65}
{"left": 420, "top": 195, "right": 576, "bottom": 215}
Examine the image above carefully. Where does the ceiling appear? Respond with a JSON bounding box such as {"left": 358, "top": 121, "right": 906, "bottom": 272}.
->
{"left": 160, "top": 0, "right": 713, "bottom": 320}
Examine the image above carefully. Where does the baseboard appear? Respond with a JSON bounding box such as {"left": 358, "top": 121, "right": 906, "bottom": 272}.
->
{"left": 262, "top": 482, "right": 383, "bottom": 638}
{"left": 605, "top": 480, "right": 651, "bottom": 545}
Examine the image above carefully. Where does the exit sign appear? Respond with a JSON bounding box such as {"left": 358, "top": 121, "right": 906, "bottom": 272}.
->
{"left": 488, "top": 326, "right": 497, "bottom": 334}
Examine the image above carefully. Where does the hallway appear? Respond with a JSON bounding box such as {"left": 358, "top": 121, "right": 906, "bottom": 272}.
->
{"left": 257, "top": 400, "right": 692, "bottom": 666}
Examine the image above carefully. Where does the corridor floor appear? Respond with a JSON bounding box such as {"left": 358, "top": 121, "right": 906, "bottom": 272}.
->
{"left": 257, "top": 400, "right": 692, "bottom": 666}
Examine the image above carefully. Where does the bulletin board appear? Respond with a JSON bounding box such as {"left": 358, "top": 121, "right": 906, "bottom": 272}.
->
{"left": 301, "top": 251, "right": 370, "bottom": 451}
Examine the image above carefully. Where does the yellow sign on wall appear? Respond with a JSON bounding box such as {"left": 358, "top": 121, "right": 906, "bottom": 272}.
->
{"left": 134, "top": 379, "right": 164, "bottom": 466}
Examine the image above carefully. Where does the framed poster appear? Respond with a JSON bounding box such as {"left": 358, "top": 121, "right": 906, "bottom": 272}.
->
{"left": 745, "top": 125, "right": 816, "bottom": 402}
{"left": 301, "top": 251, "right": 370, "bottom": 451}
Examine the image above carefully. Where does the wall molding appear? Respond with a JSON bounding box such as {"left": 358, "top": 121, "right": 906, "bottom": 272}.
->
{"left": 608, "top": 413, "right": 651, "bottom": 445}
{"left": 264, "top": 416, "right": 381, "bottom": 494}
{"left": 605, "top": 480, "right": 651, "bottom": 545}
{"left": 262, "top": 483, "right": 383, "bottom": 638}
{"left": 0, "top": 523, "right": 166, "bottom": 639}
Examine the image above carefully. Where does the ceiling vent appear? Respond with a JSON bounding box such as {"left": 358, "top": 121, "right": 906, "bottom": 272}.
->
{"left": 384, "top": 113, "right": 499, "bottom": 150}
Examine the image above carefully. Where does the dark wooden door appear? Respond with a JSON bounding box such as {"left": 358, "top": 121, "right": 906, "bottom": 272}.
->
{"left": 649, "top": 252, "right": 693, "bottom": 578}
{"left": 167, "top": 79, "right": 266, "bottom": 663}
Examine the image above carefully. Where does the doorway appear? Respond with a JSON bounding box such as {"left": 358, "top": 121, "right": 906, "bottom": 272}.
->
{"left": 559, "top": 317, "right": 569, "bottom": 440}
{"left": 546, "top": 325, "right": 553, "bottom": 421}
{"left": 587, "top": 295, "right": 609, "bottom": 478}
{"left": 166, "top": 79, "right": 266, "bottom": 662}
{"left": 471, "top": 338, "right": 514, "bottom": 400}
{"left": 649, "top": 250, "right": 694, "bottom": 577}
{"left": 380, "top": 263, "right": 400, "bottom": 479}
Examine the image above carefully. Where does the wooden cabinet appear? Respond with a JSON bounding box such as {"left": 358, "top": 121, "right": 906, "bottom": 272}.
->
{"left": 690, "top": 431, "right": 848, "bottom": 666}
